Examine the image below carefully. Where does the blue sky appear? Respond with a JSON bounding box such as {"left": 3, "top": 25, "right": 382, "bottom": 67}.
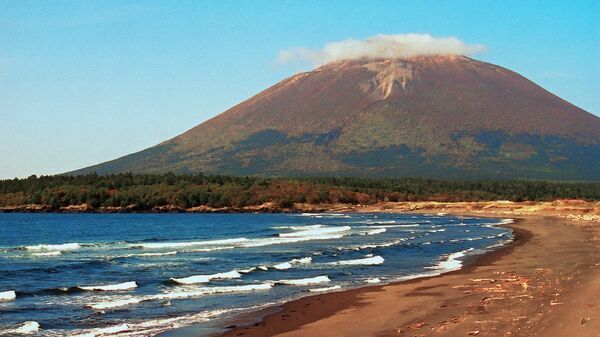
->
{"left": 1, "top": 0, "right": 599, "bottom": 178}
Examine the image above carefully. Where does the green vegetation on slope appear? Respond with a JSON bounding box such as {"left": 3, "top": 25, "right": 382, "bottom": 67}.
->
{"left": 1, "top": 173, "right": 599, "bottom": 211}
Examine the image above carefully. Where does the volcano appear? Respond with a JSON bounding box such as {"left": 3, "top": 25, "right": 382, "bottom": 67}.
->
{"left": 75, "top": 56, "right": 600, "bottom": 180}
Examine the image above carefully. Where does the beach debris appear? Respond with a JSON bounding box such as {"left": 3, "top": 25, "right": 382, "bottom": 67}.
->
{"left": 468, "top": 331, "right": 480, "bottom": 336}
{"left": 396, "top": 321, "right": 428, "bottom": 335}
{"left": 550, "top": 302, "right": 563, "bottom": 306}
{"left": 482, "top": 294, "right": 534, "bottom": 302}
{"left": 470, "top": 278, "right": 495, "bottom": 282}
{"left": 581, "top": 317, "right": 588, "bottom": 325}
{"left": 408, "top": 321, "right": 426, "bottom": 329}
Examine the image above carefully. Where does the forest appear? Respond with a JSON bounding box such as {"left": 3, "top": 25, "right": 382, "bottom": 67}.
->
{"left": 0, "top": 173, "right": 598, "bottom": 211}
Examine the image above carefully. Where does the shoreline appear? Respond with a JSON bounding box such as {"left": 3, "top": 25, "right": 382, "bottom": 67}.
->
{"left": 211, "top": 215, "right": 524, "bottom": 337}
{"left": 214, "top": 210, "right": 599, "bottom": 337}
{"left": 1, "top": 200, "right": 599, "bottom": 220}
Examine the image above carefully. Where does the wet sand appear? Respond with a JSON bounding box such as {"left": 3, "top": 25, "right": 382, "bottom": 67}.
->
{"left": 219, "top": 213, "right": 600, "bottom": 337}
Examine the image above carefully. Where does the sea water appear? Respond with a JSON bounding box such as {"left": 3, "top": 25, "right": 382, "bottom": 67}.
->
{"left": 0, "top": 213, "right": 513, "bottom": 336}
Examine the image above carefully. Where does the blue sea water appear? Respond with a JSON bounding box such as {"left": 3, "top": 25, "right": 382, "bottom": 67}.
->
{"left": 0, "top": 213, "right": 513, "bottom": 336}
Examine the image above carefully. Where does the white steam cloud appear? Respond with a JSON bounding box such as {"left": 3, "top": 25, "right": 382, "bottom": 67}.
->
{"left": 279, "top": 33, "right": 485, "bottom": 65}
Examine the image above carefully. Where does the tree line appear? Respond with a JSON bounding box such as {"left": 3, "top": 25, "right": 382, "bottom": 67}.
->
{"left": 0, "top": 173, "right": 598, "bottom": 211}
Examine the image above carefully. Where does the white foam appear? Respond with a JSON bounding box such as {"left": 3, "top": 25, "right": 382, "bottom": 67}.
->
{"left": 25, "top": 243, "right": 81, "bottom": 252}
{"left": 274, "top": 256, "right": 313, "bottom": 270}
{"left": 359, "top": 239, "right": 406, "bottom": 249}
{"left": 336, "top": 238, "right": 407, "bottom": 252}
{"left": 87, "top": 283, "right": 273, "bottom": 310}
{"left": 32, "top": 251, "right": 62, "bottom": 257}
{"left": 79, "top": 281, "right": 138, "bottom": 292}
{"left": 298, "top": 213, "right": 320, "bottom": 216}
{"left": 142, "top": 227, "right": 350, "bottom": 251}
{"left": 134, "top": 238, "right": 248, "bottom": 249}
{"left": 69, "top": 304, "right": 275, "bottom": 337}
{"left": 365, "top": 277, "right": 382, "bottom": 283}
{"left": 309, "top": 285, "right": 341, "bottom": 292}
{"left": 426, "top": 248, "right": 474, "bottom": 272}
{"left": 273, "top": 262, "right": 292, "bottom": 270}
{"left": 87, "top": 297, "right": 142, "bottom": 310}
{"left": 274, "top": 225, "right": 324, "bottom": 230}
{"left": 72, "top": 324, "right": 130, "bottom": 337}
{"left": 369, "top": 224, "right": 419, "bottom": 228}
{"left": 170, "top": 270, "right": 241, "bottom": 285}
{"left": 123, "top": 251, "right": 177, "bottom": 258}
{"left": 237, "top": 267, "right": 257, "bottom": 274}
{"left": 360, "top": 228, "right": 387, "bottom": 235}
{"left": 361, "top": 220, "right": 397, "bottom": 224}
{"left": 276, "top": 276, "right": 330, "bottom": 286}
{"left": 240, "top": 233, "right": 347, "bottom": 248}
{"left": 0, "top": 290, "right": 16, "bottom": 301}
{"left": 279, "top": 226, "right": 351, "bottom": 238}
{"left": 3, "top": 321, "right": 40, "bottom": 335}
{"left": 165, "top": 283, "right": 273, "bottom": 297}
{"left": 184, "top": 246, "right": 236, "bottom": 253}
{"left": 313, "top": 213, "right": 350, "bottom": 218}
{"left": 329, "top": 255, "right": 384, "bottom": 266}
{"left": 290, "top": 257, "right": 312, "bottom": 264}
{"left": 486, "top": 238, "right": 513, "bottom": 250}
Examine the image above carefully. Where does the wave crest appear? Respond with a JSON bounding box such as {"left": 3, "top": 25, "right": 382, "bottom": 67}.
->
{"left": 170, "top": 270, "right": 241, "bottom": 285}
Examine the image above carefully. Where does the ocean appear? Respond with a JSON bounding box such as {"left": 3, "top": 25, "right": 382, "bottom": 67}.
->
{"left": 0, "top": 212, "right": 513, "bottom": 336}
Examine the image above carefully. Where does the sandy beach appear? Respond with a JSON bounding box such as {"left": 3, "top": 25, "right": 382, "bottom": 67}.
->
{"left": 220, "top": 204, "right": 600, "bottom": 337}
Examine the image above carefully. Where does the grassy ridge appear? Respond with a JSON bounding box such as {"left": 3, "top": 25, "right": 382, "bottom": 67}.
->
{"left": 1, "top": 173, "right": 599, "bottom": 211}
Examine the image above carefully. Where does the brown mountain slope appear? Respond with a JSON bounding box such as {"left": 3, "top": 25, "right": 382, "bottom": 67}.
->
{"left": 74, "top": 56, "right": 600, "bottom": 180}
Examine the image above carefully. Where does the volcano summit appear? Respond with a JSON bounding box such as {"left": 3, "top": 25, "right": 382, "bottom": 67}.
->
{"left": 75, "top": 55, "right": 600, "bottom": 180}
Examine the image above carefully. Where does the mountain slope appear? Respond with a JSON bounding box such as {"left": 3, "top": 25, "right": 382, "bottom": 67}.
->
{"left": 74, "top": 56, "right": 600, "bottom": 180}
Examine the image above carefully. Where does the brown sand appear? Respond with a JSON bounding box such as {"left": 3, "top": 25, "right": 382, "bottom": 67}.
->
{"left": 220, "top": 211, "right": 600, "bottom": 337}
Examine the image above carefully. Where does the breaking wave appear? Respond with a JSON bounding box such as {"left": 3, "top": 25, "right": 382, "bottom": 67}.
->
{"left": 132, "top": 238, "right": 248, "bottom": 250}
{"left": 329, "top": 255, "right": 384, "bottom": 266}
{"left": 77, "top": 281, "right": 138, "bottom": 292}
{"left": 308, "top": 285, "right": 341, "bottom": 292}
{"left": 121, "top": 251, "right": 178, "bottom": 258}
{"left": 426, "top": 248, "right": 474, "bottom": 272}
{"left": 25, "top": 243, "right": 81, "bottom": 252}
{"left": 365, "top": 277, "right": 382, "bottom": 283}
{"left": 275, "top": 276, "right": 330, "bottom": 286}
{"left": 0, "top": 290, "right": 16, "bottom": 301}
{"left": 278, "top": 226, "right": 351, "bottom": 238}
{"left": 86, "top": 283, "right": 273, "bottom": 310}
{"left": 170, "top": 270, "right": 241, "bottom": 285}
{"left": 1, "top": 321, "right": 39, "bottom": 335}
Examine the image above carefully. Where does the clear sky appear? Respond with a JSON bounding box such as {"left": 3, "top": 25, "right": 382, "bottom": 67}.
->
{"left": 1, "top": 0, "right": 599, "bottom": 178}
